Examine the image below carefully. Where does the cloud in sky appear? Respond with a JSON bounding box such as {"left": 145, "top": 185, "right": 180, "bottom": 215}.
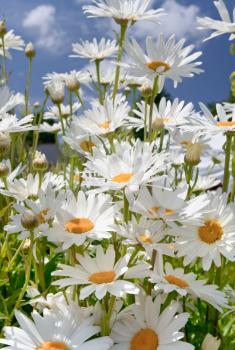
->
{"left": 22, "top": 4, "right": 65, "bottom": 52}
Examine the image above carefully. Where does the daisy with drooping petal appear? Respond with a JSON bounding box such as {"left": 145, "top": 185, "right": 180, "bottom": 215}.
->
{"left": 0, "top": 113, "right": 36, "bottom": 133}
{"left": 0, "top": 29, "right": 24, "bottom": 58}
{"left": 83, "top": 0, "right": 165, "bottom": 26}
{"left": 171, "top": 190, "right": 235, "bottom": 271}
{"left": 84, "top": 140, "right": 168, "bottom": 193}
{"left": 71, "top": 38, "right": 118, "bottom": 61}
{"left": 197, "top": 0, "right": 235, "bottom": 41}
{"left": 110, "top": 295, "right": 194, "bottom": 350}
{"left": 0, "top": 308, "right": 113, "bottom": 350}
{"left": 44, "top": 191, "right": 115, "bottom": 250}
{"left": 52, "top": 245, "right": 143, "bottom": 299}
{"left": 150, "top": 258, "right": 228, "bottom": 311}
{"left": 124, "top": 35, "right": 203, "bottom": 87}
{"left": 0, "top": 85, "right": 24, "bottom": 115}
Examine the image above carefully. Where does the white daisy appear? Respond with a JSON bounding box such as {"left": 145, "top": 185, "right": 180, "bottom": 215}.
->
{"left": 84, "top": 140, "right": 168, "bottom": 193}
{"left": 44, "top": 191, "right": 115, "bottom": 250}
{"left": 71, "top": 38, "right": 118, "bottom": 61}
{"left": 43, "top": 70, "right": 90, "bottom": 87}
{"left": 150, "top": 259, "right": 228, "bottom": 311}
{"left": 171, "top": 190, "right": 235, "bottom": 270}
{"left": 124, "top": 35, "right": 203, "bottom": 87}
{"left": 83, "top": 0, "right": 165, "bottom": 25}
{"left": 0, "top": 29, "right": 24, "bottom": 58}
{"left": 52, "top": 245, "right": 142, "bottom": 299}
{"left": 44, "top": 103, "right": 80, "bottom": 121}
{"left": 197, "top": 0, "right": 235, "bottom": 41}
{"left": 0, "top": 85, "right": 24, "bottom": 115}
{"left": 39, "top": 122, "right": 61, "bottom": 134}
{"left": 0, "top": 308, "right": 113, "bottom": 350}
{"left": 0, "top": 114, "right": 36, "bottom": 133}
{"left": 110, "top": 295, "right": 194, "bottom": 350}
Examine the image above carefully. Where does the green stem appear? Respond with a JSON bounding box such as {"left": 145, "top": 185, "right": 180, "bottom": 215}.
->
{"left": 95, "top": 59, "right": 103, "bottom": 104}
{"left": 75, "top": 90, "right": 84, "bottom": 107}
{"left": 123, "top": 191, "right": 129, "bottom": 224}
{"left": 144, "top": 97, "right": 148, "bottom": 142}
{"left": 57, "top": 103, "right": 65, "bottom": 135}
{"left": 112, "top": 24, "right": 127, "bottom": 102}
{"left": 148, "top": 77, "right": 158, "bottom": 140}
{"left": 222, "top": 133, "right": 232, "bottom": 193}
{"left": 1, "top": 36, "right": 8, "bottom": 81}
{"left": 24, "top": 57, "right": 33, "bottom": 115}
{"left": 32, "top": 94, "right": 49, "bottom": 157}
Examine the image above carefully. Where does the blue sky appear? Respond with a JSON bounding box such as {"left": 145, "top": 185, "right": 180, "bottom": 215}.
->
{"left": 1, "top": 0, "right": 235, "bottom": 107}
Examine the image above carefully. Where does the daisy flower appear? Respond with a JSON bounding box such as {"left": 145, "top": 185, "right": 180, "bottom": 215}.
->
{"left": 0, "top": 29, "right": 24, "bottom": 58}
{"left": 150, "top": 259, "right": 228, "bottom": 311}
{"left": 110, "top": 295, "right": 194, "bottom": 350}
{"left": 171, "top": 190, "right": 235, "bottom": 270}
{"left": 44, "top": 102, "right": 80, "bottom": 121}
{"left": 0, "top": 85, "right": 24, "bottom": 115}
{"left": 197, "top": 0, "right": 235, "bottom": 41}
{"left": 124, "top": 35, "right": 203, "bottom": 87}
{"left": 39, "top": 122, "right": 61, "bottom": 134}
{"left": 0, "top": 159, "right": 23, "bottom": 189}
{"left": 126, "top": 97, "right": 194, "bottom": 132}
{"left": 0, "top": 114, "right": 36, "bottom": 133}
{"left": 75, "top": 95, "right": 130, "bottom": 136}
{"left": 83, "top": 0, "right": 165, "bottom": 26}
{"left": 44, "top": 191, "right": 115, "bottom": 250}
{"left": 84, "top": 140, "right": 168, "bottom": 193}
{"left": 71, "top": 38, "right": 118, "bottom": 61}
{"left": 52, "top": 245, "right": 144, "bottom": 299}
{"left": 43, "top": 70, "right": 90, "bottom": 87}
{"left": 0, "top": 308, "right": 113, "bottom": 350}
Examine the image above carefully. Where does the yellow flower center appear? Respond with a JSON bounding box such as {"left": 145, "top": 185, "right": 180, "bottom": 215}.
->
{"left": 112, "top": 172, "right": 133, "bottom": 183}
{"left": 138, "top": 234, "right": 153, "bottom": 244}
{"left": 131, "top": 329, "right": 159, "bottom": 350}
{"left": 100, "top": 121, "right": 110, "bottom": 129}
{"left": 80, "top": 140, "right": 96, "bottom": 153}
{"left": 146, "top": 61, "right": 170, "bottom": 73}
{"left": 148, "top": 206, "right": 160, "bottom": 215}
{"left": 216, "top": 121, "right": 235, "bottom": 127}
{"left": 37, "top": 208, "right": 49, "bottom": 224}
{"left": 74, "top": 174, "right": 81, "bottom": 182}
{"left": 165, "top": 275, "right": 189, "bottom": 288}
{"left": 198, "top": 220, "right": 223, "bottom": 244}
{"left": 89, "top": 271, "right": 116, "bottom": 284}
{"left": 164, "top": 208, "right": 174, "bottom": 216}
{"left": 65, "top": 218, "right": 94, "bottom": 234}
{"left": 38, "top": 342, "right": 69, "bottom": 350}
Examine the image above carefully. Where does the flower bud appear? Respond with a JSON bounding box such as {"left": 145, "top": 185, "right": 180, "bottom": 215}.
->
{"left": 34, "top": 101, "right": 40, "bottom": 109}
{"left": 152, "top": 118, "right": 165, "bottom": 131}
{"left": 0, "top": 21, "right": 7, "bottom": 37}
{"left": 0, "top": 162, "right": 9, "bottom": 178}
{"left": 22, "top": 238, "right": 31, "bottom": 251}
{"left": 65, "top": 73, "right": 80, "bottom": 92}
{"left": 0, "top": 132, "right": 11, "bottom": 155}
{"left": 140, "top": 83, "right": 153, "bottom": 98}
{"left": 33, "top": 151, "right": 49, "bottom": 171}
{"left": 184, "top": 143, "right": 203, "bottom": 166}
{"left": 201, "top": 334, "right": 221, "bottom": 350}
{"left": 47, "top": 81, "right": 65, "bottom": 104}
{"left": 25, "top": 42, "right": 36, "bottom": 58}
{"left": 21, "top": 210, "right": 39, "bottom": 230}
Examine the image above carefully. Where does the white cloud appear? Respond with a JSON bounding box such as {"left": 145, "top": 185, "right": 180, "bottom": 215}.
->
{"left": 131, "top": 0, "right": 201, "bottom": 41}
{"left": 22, "top": 5, "right": 65, "bottom": 52}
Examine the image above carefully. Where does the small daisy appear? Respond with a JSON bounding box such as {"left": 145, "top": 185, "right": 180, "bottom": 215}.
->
{"left": 44, "top": 191, "right": 115, "bottom": 250}
{"left": 53, "top": 245, "right": 147, "bottom": 299}
{"left": 197, "top": 0, "right": 235, "bottom": 41}
{"left": 171, "top": 190, "right": 235, "bottom": 270}
{"left": 151, "top": 259, "right": 228, "bottom": 311}
{"left": 0, "top": 308, "right": 113, "bottom": 350}
{"left": 83, "top": 0, "right": 165, "bottom": 26}
{"left": 71, "top": 38, "right": 118, "bottom": 61}
{"left": 0, "top": 114, "right": 36, "bottom": 134}
{"left": 44, "top": 102, "right": 80, "bottom": 121}
{"left": 0, "top": 85, "right": 24, "bottom": 115}
{"left": 0, "top": 29, "right": 24, "bottom": 58}
{"left": 43, "top": 70, "right": 90, "bottom": 87}
{"left": 84, "top": 140, "right": 168, "bottom": 193}
{"left": 110, "top": 295, "right": 194, "bottom": 350}
{"left": 39, "top": 122, "right": 61, "bottom": 134}
{"left": 124, "top": 35, "right": 203, "bottom": 87}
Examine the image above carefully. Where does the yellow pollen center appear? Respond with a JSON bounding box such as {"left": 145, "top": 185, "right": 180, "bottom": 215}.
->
{"left": 147, "top": 61, "right": 170, "bottom": 72}
{"left": 89, "top": 271, "right": 116, "bottom": 284}
{"left": 139, "top": 234, "right": 153, "bottom": 244}
{"left": 65, "top": 218, "right": 94, "bottom": 234}
{"left": 80, "top": 140, "right": 96, "bottom": 153}
{"left": 180, "top": 140, "right": 189, "bottom": 146}
{"left": 74, "top": 174, "right": 81, "bottom": 182}
{"left": 131, "top": 329, "right": 159, "bottom": 350}
{"left": 216, "top": 121, "right": 235, "bottom": 127}
{"left": 148, "top": 206, "right": 160, "bottom": 215}
{"left": 100, "top": 121, "right": 110, "bottom": 129}
{"left": 198, "top": 220, "right": 223, "bottom": 244}
{"left": 37, "top": 208, "right": 49, "bottom": 224}
{"left": 165, "top": 275, "right": 189, "bottom": 288}
{"left": 112, "top": 172, "right": 133, "bottom": 183}
{"left": 164, "top": 208, "right": 174, "bottom": 216}
{"left": 37, "top": 342, "right": 69, "bottom": 350}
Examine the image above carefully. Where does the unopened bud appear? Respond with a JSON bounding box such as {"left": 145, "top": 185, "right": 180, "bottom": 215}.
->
{"left": 21, "top": 210, "right": 39, "bottom": 230}
{"left": 47, "top": 81, "right": 65, "bottom": 104}
{"left": 34, "top": 101, "right": 40, "bottom": 109}
{"left": 25, "top": 42, "right": 36, "bottom": 58}
{"left": 0, "top": 21, "right": 7, "bottom": 37}
{"left": 33, "top": 151, "right": 48, "bottom": 171}
{"left": 0, "top": 162, "right": 9, "bottom": 177}
{"left": 201, "top": 334, "right": 221, "bottom": 350}
{"left": 0, "top": 132, "right": 11, "bottom": 155}
{"left": 140, "top": 83, "right": 152, "bottom": 98}
{"left": 185, "top": 143, "right": 203, "bottom": 166}
{"left": 22, "top": 238, "right": 31, "bottom": 251}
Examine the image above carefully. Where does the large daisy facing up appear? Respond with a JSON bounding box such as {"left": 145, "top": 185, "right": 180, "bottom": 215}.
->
{"left": 52, "top": 245, "right": 146, "bottom": 299}
{"left": 150, "top": 259, "right": 228, "bottom": 311}
{"left": 45, "top": 191, "right": 115, "bottom": 250}
{"left": 71, "top": 38, "right": 118, "bottom": 61}
{"left": 84, "top": 140, "right": 168, "bottom": 193}
{"left": 83, "top": 0, "right": 165, "bottom": 26}
{"left": 171, "top": 190, "right": 235, "bottom": 271}
{"left": 0, "top": 308, "right": 113, "bottom": 350}
{"left": 110, "top": 295, "right": 194, "bottom": 350}
{"left": 197, "top": 0, "right": 235, "bottom": 41}
{"left": 124, "top": 35, "right": 203, "bottom": 87}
